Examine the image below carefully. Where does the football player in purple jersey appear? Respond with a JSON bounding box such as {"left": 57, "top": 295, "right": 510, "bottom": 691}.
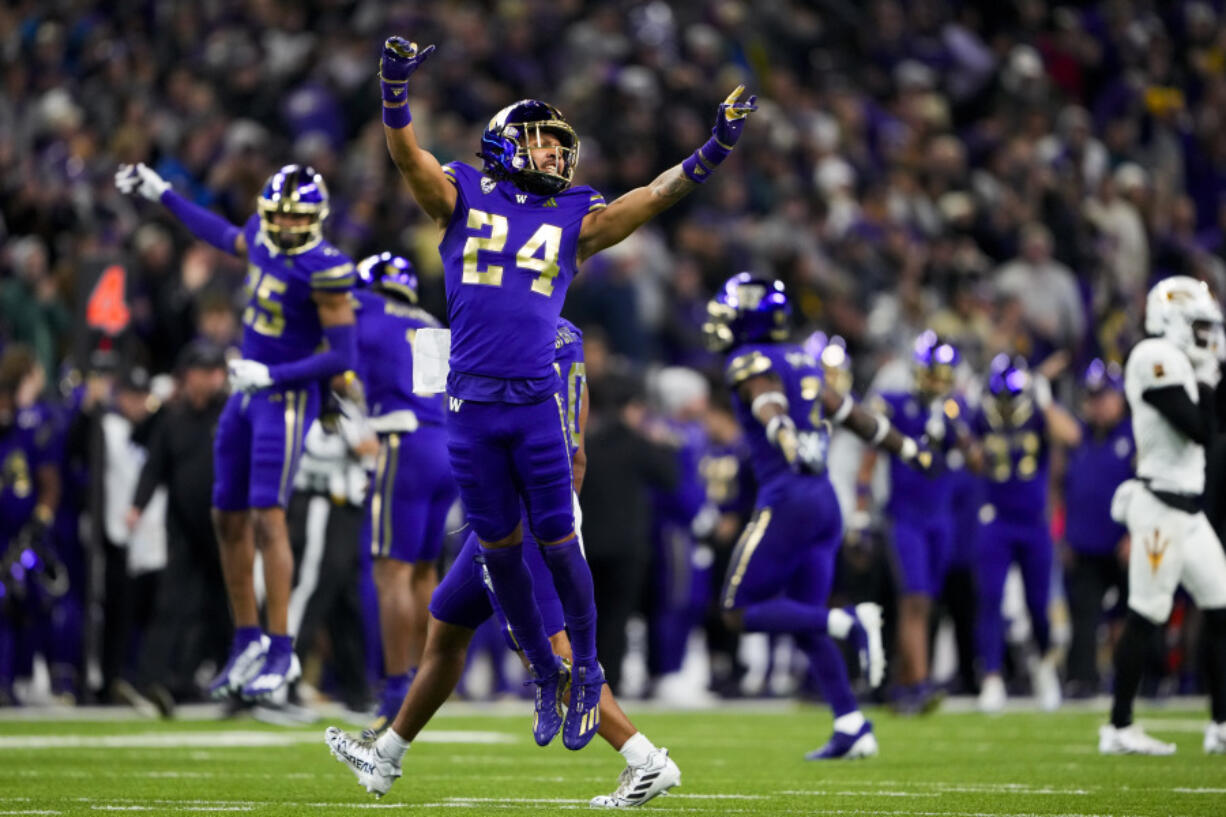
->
{"left": 705, "top": 273, "right": 928, "bottom": 759}
{"left": 115, "top": 162, "right": 357, "bottom": 700}
{"left": 857, "top": 332, "right": 970, "bottom": 714}
{"left": 968, "top": 354, "right": 1081, "bottom": 713}
{"left": 347, "top": 253, "right": 458, "bottom": 738}
{"left": 372, "top": 36, "right": 757, "bottom": 750}
{"left": 327, "top": 319, "right": 681, "bottom": 807}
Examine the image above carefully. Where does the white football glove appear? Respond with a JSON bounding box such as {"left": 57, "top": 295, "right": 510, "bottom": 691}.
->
{"left": 114, "top": 163, "right": 170, "bottom": 202}
{"left": 227, "top": 359, "right": 273, "bottom": 393}
{"left": 1194, "top": 352, "right": 1222, "bottom": 389}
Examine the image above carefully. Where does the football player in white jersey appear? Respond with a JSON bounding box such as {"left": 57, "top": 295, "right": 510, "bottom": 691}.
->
{"left": 1100, "top": 276, "right": 1226, "bottom": 755}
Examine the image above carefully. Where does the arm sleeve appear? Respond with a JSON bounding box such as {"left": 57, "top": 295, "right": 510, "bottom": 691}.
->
{"left": 160, "top": 190, "right": 242, "bottom": 254}
{"left": 1142, "top": 385, "right": 1213, "bottom": 445}
{"left": 267, "top": 323, "right": 357, "bottom": 387}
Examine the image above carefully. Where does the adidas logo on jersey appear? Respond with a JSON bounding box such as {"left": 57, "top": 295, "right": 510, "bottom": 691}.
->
{"left": 449, "top": 397, "right": 465, "bottom": 413}
{"left": 544, "top": 197, "right": 557, "bottom": 207}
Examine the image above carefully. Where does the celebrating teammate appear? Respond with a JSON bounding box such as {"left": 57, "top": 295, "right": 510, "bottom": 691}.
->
{"left": 703, "top": 272, "right": 926, "bottom": 759}
{"left": 374, "top": 36, "right": 756, "bottom": 749}
{"left": 1100, "top": 276, "right": 1226, "bottom": 755}
{"left": 857, "top": 331, "right": 968, "bottom": 714}
{"left": 326, "top": 318, "right": 682, "bottom": 807}
{"left": 348, "top": 253, "right": 458, "bottom": 737}
{"left": 115, "top": 162, "right": 357, "bottom": 700}
{"left": 969, "top": 354, "right": 1081, "bottom": 713}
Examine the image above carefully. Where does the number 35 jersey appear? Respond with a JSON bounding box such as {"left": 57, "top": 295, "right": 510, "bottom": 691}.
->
{"left": 239, "top": 214, "right": 356, "bottom": 366}
{"left": 439, "top": 162, "right": 606, "bottom": 403}
{"left": 725, "top": 342, "right": 830, "bottom": 490}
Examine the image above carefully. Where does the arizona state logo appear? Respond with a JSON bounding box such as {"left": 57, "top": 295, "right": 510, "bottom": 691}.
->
{"left": 1142, "top": 527, "right": 1169, "bottom": 574}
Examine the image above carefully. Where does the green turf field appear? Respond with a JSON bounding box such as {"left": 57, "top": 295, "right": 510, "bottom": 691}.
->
{"left": 0, "top": 703, "right": 1221, "bottom": 816}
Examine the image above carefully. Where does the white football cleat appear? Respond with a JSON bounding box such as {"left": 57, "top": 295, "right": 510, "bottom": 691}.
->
{"left": 978, "top": 674, "right": 1006, "bottom": 713}
{"left": 325, "top": 726, "right": 403, "bottom": 798}
{"left": 589, "top": 748, "right": 681, "bottom": 808}
{"left": 1204, "top": 722, "right": 1226, "bottom": 754}
{"left": 1031, "top": 654, "right": 1062, "bottom": 712}
{"left": 1099, "top": 724, "right": 1176, "bottom": 756}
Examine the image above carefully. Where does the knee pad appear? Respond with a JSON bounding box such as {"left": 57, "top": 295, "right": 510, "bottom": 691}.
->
{"left": 530, "top": 507, "right": 575, "bottom": 545}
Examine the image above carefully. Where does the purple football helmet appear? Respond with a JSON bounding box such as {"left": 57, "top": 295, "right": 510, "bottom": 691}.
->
{"left": 1083, "top": 358, "right": 1123, "bottom": 394}
{"left": 703, "top": 272, "right": 791, "bottom": 352}
{"left": 913, "top": 330, "right": 960, "bottom": 397}
{"left": 986, "top": 353, "right": 1033, "bottom": 424}
{"left": 257, "top": 164, "right": 330, "bottom": 254}
{"left": 357, "top": 252, "right": 418, "bottom": 304}
{"left": 479, "top": 99, "right": 579, "bottom": 195}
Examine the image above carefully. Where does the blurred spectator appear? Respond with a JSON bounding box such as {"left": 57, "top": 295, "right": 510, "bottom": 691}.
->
{"left": 127, "top": 341, "right": 229, "bottom": 708}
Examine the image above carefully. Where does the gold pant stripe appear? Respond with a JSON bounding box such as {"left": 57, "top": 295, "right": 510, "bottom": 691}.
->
{"left": 369, "top": 440, "right": 389, "bottom": 557}
{"left": 722, "top": 507, "right": 773, "bottom": 609}
{"left": 380, "top": 433, "right": 401, "bottom": 557}
{"left": 277, "top": 389, "right": 302, "bottom": 506}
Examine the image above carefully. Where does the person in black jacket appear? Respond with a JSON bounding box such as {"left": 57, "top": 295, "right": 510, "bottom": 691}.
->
{"left": 127, "top": 341, "right": 229, "bottom": 708}
{"left": 581, "top": 373, "right": 678, "bottom": 693}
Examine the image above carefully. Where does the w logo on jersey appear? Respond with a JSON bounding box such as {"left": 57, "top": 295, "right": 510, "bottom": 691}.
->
{"left": 516, "top": 194, "right": 528, "bottom": 204}
{"left": 1143, "top": 527, "right": 1169, "bottom": 574}
{"left": 449, "top": 397, "right": 465, "bottom": 413}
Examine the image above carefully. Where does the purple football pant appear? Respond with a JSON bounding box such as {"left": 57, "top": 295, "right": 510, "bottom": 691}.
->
{"left": 364, "top": 423, "right": 458, "bottom": 563}
{"left": 213, "top": 388, "right": 319, "bottom": 510}
{"left": 649, "top": 521, "right": 694, "bottom": 677}
{"left": 891, "top": 513, "right": 953, "bottom": 597}
{"left": 444, "top": 395, "right": 574, "bottom": 545}
{"left": 975, "top": 517, "right": 1053, "bottom": 673}
{"left": 430, "top": 528, "right": 566, "bottom": 647}
{"left": 721, "top": 477, "right": 858, "bottom": 716}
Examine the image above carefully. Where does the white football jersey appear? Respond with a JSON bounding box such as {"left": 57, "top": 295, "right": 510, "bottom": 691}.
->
{"left": 1125, "top": 337, "right": 1204, "bottom": 495}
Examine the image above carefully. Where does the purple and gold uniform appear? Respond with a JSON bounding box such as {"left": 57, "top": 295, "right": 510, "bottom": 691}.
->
{"left": 970, "top": 394, "right": 1053, "bottom": 674}
{"left": 720, "top": 342, "right": 843, "bottom": 613}
{"left": 353, "top": 288, "right": 457, "bottom": 564}
{"left": 212, "top": 215, "right": 355, "bottom": 511}
{"left": 0, "top": 409, "right": 53, "bottom": 548}
{"left": 430, "top": 319, "right": 586, "bottom": 645}
{"left": 438, "top": 160, "right": 604, "bottom": 545}
{"left": 874, "top": 391, "right": 964, "bottom": 596}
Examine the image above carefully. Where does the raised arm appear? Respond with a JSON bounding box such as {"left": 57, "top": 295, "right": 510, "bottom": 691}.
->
{"left": 115, "top": 164, "right": 247, "bottom": 257}
{"left": 379, "top": 37, "right": 456, "bottom": 229}
{"left": 577, "top": 87, "right": 758, "bottom": 262}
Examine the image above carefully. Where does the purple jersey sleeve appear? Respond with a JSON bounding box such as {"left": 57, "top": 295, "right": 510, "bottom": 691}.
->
{"left": 239, "top": 215, "right": 355, "bottom": 365}
{"left": 726, "top": 342, "right": 829, "bottom": 488}
{"left": 354, "top": 289, "right": 446, "bottom": 426}
{"left": 439, "top": 162, "right": 603, "bottom": 403}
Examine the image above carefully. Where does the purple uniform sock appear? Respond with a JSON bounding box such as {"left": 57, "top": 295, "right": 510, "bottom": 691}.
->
{"left": 742, "top": 597, "right": 830, "bottom": 634}
{"left": 540, "top": 540, "right": 598, "bottom": 666}
{"left": 479, "top": 544, "right": 557, "bottom": 674}
{"left": 798, "top": 632, "right": 859, "bottom": 717}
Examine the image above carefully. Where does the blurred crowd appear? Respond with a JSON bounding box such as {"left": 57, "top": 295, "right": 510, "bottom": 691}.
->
{"left": 3, "top": 0, "right": 1226, "bottom": 710}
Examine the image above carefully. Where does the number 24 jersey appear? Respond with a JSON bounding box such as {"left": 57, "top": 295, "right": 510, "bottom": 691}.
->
{"left": 439, "top": 162, "right": 606, "bottom": 403}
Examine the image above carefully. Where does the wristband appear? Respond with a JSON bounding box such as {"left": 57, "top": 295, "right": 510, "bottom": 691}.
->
{"left": 831, "top": 394, "right": 854, "bottom": 424}
{"left": 681, "top": 137, "right": 733, "bottom": 184}
{"left": 751, "top": 391, "right": 789, "bottom": 417}
{"left": 381, "top": 76, "right": 412, "bottom": 128}
{"left": 899, "top": 437, "right": 918, "bottom": 461}
{"left": 869, "top": 415, "right": 890, "bottom": 446}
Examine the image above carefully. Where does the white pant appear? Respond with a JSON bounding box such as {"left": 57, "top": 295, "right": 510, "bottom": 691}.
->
{"left": 1112, "top": 480, "right": 1226, "bottom": 623}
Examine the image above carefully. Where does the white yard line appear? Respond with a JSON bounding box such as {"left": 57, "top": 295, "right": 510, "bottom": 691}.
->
{"left": 0, "top": 729, "right": 515, "bottom": 750}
